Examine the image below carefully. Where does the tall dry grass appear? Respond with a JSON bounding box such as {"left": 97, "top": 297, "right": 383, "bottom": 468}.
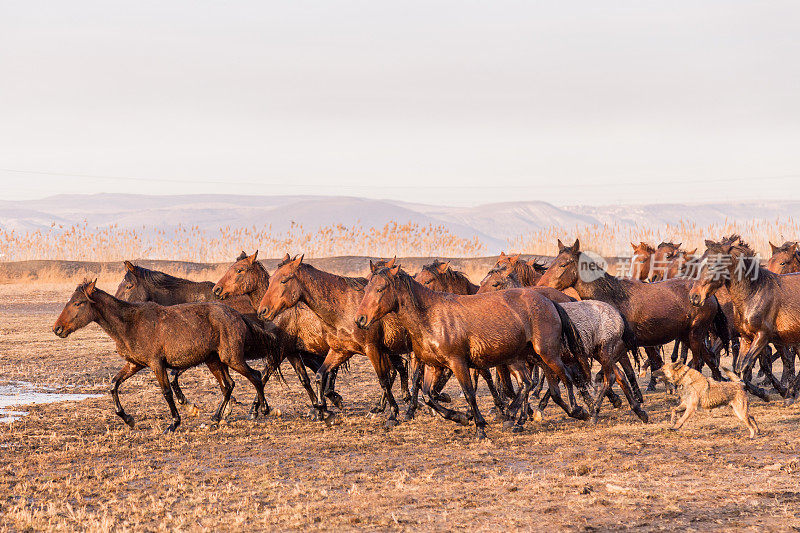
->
{"left": 0, "top": 221, "right": 485, "bottom": 262}
{"left": 508, "top": 218, "right": 800, "bottom": 258}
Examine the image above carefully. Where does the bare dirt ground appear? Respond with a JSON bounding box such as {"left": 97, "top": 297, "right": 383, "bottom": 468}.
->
{"left": 1, "top": 282, "right": 800, "bottom": 531}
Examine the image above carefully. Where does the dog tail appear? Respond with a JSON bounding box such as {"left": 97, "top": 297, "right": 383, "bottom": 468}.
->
{"left": 722, "top": 367, "right": 741, "bottom": 383}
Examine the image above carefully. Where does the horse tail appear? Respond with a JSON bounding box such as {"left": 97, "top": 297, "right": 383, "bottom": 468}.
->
{"left": 711, "top": 296, "right": 731, "bottom": 355}
{"left": 620, "top": 315, "right": 638, "bottom": 352}
{"left": 553, "top": 301, "right": 585, "bottom": 360}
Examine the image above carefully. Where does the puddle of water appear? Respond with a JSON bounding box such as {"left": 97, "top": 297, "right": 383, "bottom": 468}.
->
{"left": 0, "top": 381, "right": 101, "bottom": 423}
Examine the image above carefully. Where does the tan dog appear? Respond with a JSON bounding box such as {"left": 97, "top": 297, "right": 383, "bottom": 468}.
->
{"left": 655, "top": 362, "right": 759, "bottom": 438}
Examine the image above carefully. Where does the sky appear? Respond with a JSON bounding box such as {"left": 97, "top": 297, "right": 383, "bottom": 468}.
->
{"left": 1, "top": 1, "right": 799, "bottom": 206}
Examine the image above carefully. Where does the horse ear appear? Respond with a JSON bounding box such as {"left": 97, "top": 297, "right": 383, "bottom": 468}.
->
{"left": 769, "top": 241, "right": 780, "bottom": 255}
{"left": 436, "top": 261, "right": 450, "bottom": 274}
{"left": 292, "top": 254, "right": 304, "bottom": 267}
{"left": 236, "top": 250, "right": 248, "bottom": 261}
{"left": 509, "top": 254, "right": 520, "bottom": 265}
{"left": 688, "top": 248, "right": 697, "bottom": 256}
{"left": 389, "top": 264, "right": 401, "bottom": 277}
{"left": 369, "top": 260, "right": 377, "bottom": 273}
{"left": 630, "top": 242, "right": 637, "bottom": 250}
{"left": 282, "top": 253, "right": 291, "bottom": 263}
{"left": 499, "top": 251, "right": 506, "bottom": 257}
{"left": 385, "top": 256, "right": 397, "bottom": 269}
{"left": 704, "top": 239, "right": 716, "bottom": 249}
{"left": 788, "top": 243, "right": 798, "bottom": 256}
{"left": 124, "top": 260, "right": 135, "bottom": 273}
{"left": 246, "top": 250, "right": 258, "bottom": 264}
{"left": 573, "top": 239, "right": 580, "bottom": 252}
{"left": 82, "top": 279, "right": 97, "bottom": 300}
{"left": 557, "top": 239, "right": 566, "bottom": 252}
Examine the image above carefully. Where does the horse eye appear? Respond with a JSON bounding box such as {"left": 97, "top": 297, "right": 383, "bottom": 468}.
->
{"left": 781, "top": 262, "right": 786, "bottom": 265}
{"left": 377, "top": 286, "right": 386, "bottom": 293}
{"left": 236, "top": 269, "right": 245, "bottom": 273}
{"left": 424, "top": 280, "right": 432, "bottom": 285}
{"left": 74, "top": 301, "right": 83, "bottom": 307}
{"left": 280, "top": 278, "right": 290, "bottom": 284}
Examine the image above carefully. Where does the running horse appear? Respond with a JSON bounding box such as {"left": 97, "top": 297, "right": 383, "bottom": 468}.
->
{"left": 647, "top": 242, "right": 682, "bottom": 282}
{"left": 690, "top": 236, "right": 800, "bottom": 400}
{"left": 629, "top": 242, "right": 655, "bottom": 281}
{"left": 355, "top": 264, "right": 589, "bottom": 439}
{"left": 537, "top": 239, "right": 730, "bottom": 394}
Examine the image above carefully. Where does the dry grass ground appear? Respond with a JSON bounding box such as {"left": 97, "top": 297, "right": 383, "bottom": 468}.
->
{"left": 1, "top": 282, "right": 800, "bottom": 531}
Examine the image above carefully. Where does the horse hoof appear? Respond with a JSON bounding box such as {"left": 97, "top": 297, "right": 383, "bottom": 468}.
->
{"left": 163, "top": 424, "right": 177, "bottom": 434}
{"left": 456, "top": 414, "right": 471, "bottom": 427}
{"left": 261, "top": 404, "right": 271, "bottom": 417}
{"left": 436, "top": 393, "right": 451, "bottom": 403}
{"left": 385, "top": 418, "right": 399, "bottom": 429}
{"left": 511, "top": 425, "right": 524, "bottom": 434}
{"left": 122, "top": 414, "right": 135, "bottom": 428}
{"left": 323, "top": 412, "right": 336, "bottom": 427}
{"left": 476, "top": 429, "right": 487, "bottom": 440}
{"left": 326, "top": 393, "right": 344, "bottom": 410}
{"left": 573, "top": 407, "right": 591, "bottom": 421}
{"left": 404, "top": 410, "right": 416, "bottom": 421}
{"left": 610, "top": 397, "right": 623, "bottom": 409}
{"left": 635, "top": 409, "right": 649, "bottom": 423}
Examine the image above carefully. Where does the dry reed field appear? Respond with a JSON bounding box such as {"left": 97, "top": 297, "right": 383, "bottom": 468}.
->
{"left": 1, "top": 275, "right": 800, "bottom": 531}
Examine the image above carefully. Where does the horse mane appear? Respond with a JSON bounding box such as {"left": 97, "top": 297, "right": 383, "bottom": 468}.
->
{"left": 299, "top": 262, "right": 367, "bottom": 291}
{"left": 774, "top": 241, "right": 799, "bottom": 253}
{"left": 393, "top": 269, "right": 424, "bottom": 310}
{"left": 637, "top": 243, "right": 656, "bottom": 253}
{"left": 421, "top": 260, "right": 473, "bottom": 287}
{"left": 130, "top": 264, "right": 191, "bottom": 290}
{"left": 657, "top": 241, "right": 679, "bottom": 250}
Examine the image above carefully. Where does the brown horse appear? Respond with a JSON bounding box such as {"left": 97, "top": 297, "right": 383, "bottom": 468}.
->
{"left": 690, "top": 236, "right": 800, "bottom": 400}
{"left": 414, "top": 259, "right": 479, "bottom": 295}
{"left": 651, "top": 248, "right": 699, "bottom": 282}
{"left": 212, "top": 251, "right": 345, "bottom": 414}
{"left": 257, "top": 255, "right": 410, "bottom": 427}
{"left": 477, "top": 252, "right": 547, "bottom": 292}
{"left": 767, "top": 241, "right": 800, "bottom": 274}
{"left": 53, "top": 280, "right": 272, "bottom": 432}
{"left": 116, "top": 257, "right": 259, "bottom": 412}
{"left": 355, "top": 265, "right": 589, "bottom": 438}
{"left": 116, "top": 260, "right": 254, "bottom": 313}
{"left": 537, "top": 239, "right": 728, "bottom": 393}
{"left": 629, "top": 242, "right": 655, "bottom": 281}
{"left": 647, "top": 242, "right": 681, "bottom": 282}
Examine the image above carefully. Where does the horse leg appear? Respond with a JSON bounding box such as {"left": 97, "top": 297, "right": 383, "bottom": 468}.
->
{"left": 644, "top": 346, "right": 663, "bottom": 392}
{"left": 389, "top": 353, "right": 411, "bottom": 403}
{"left": 619, "top": 354, "right": 644, "bottom": 403}
{"left": 314, "top": 350, "right": 350, "bottom": 420}
{"left": 689, "top": 330, "right": 722, "bottom": 381}
{"left": 169, "top": 368, "right": 188, "bottom": 404}
{"left": 431, "top": 367, "right": 453, "bottom": 403}
{"left": 780, "top": 345, "right": 795, "bottom": 390}
{"left": 287, "top": 352, "right": 319, "bottom": 407}
{"left": 530, "top": 364, "right": 542, "bottom": 399}
{"left": 537, "top": 364, "right": 589, "bottom": 421}
{"left": 509, "top": 371, "right": 534, "bottom": 433}
{"left": 225, "top": 356, "right": 268, "bottom": 419}
{"left": 323, "top": 367, "right": 343, "bottom": 409}
{"left": 110, "top": 362, "right": 143, "bottom": 428}
{"left": 479, "top": 368, "right": 509, "bottom": 421}
{"left": 670, "top": 341, "right": 680, "bottom": 363}
{"left": 421, "top": 368, "right": 472, "bottom": 426}
{"left": 450, "top": 361, "right": 488, "bottom": 439}
{"left": 364, "top": 344, "right": 401, "bottom": 428}
{"left": 405, "top": 363, "right": 424, "bottom": 421}
{"left": 152, "top": 362, "right": 181, "bottom": 433}
{"left": 591, "top": 362, "right": 614, "bottom": 424}
{"left": 736, "top": 334, "right": 771, "bottom": 402}
{"left": 206, "top": 359, "right": 234, "bottom": 425}
{"left": 613, "top": 363, "right": 648, "bottom": 422}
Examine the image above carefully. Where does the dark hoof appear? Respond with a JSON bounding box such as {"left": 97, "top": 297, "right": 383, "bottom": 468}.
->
{"left": 261, "top": 403, "right": 271, "bottom": 417}
{"left": 476, "top": 428, "right": 487, "bottom": 440}
{"left": 591, "top": 415, "right": 599, "bottom": 426}
{"left": 502, "top": 419, "right": 515, "bottom": 429}
{"left": 456, "top": 413, "right": 471, "bottom": 426}
{"left": 369, "top": 404, "right": 385, "bottom": 415}
{"left": 511, "top": 424, "right": 524, "bottom": 434}
{"left": 572, "top": 407, "right": 591, "bottom": 421}
{"left": 385, "top": 418, "right": 399, "bottom": 429}
{"left": 610, "top": 396, "right": 623, "bottom": 409}
{"left": 436, "top": 392, "right": 451, "bottom": 403}
{"left": 322, "top": 412, "right": 336, "bottom": 427}
{"left": 646, "top": 382, "right": 657, "bottom": 392}
{"left": 164, "top": 423, "right": 178, "bottom": 434}
{"left": 308, "top": 408, "right": 322, "bottom": 420}
{"left": 326, "top": 392, "right": 344, "bottom": 410}
{"left": 121, "top": 414, "right": 135, "bottom": 428}
{"left": 404, "top": 409, "right": 416, "bottom": 421}
{"left": 635, "top": 408, "right": 649, "bottom": 423}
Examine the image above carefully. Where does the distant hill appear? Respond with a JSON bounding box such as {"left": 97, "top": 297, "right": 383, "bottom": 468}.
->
{"left": 1, "top": 194, "right": 799, "bottom": 254}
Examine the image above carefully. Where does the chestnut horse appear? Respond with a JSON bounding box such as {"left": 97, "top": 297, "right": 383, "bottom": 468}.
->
{"left": 690, "top": 236, "right": 800, "bottom": 400}
{"left": 767, "top": 241, "right": 800, "bottom": 274}
{"left": 53, "top": 280, "right": 272, "bottom": 432}
{"left": 629, "top": 242, "right": 655, "bottom": 281}
{"left": 647, "top": 242, "right": 681, "bottom": 282}
{"left": 537, "top": 239, "right": 729, "bottom": 393}
{"left": 212, "top": 251, "right": 345, "bottom": 414}
{"left": 355, "top": 265, "right": 589, "bottom": 438}
{"left": 257, "top": 255, "right": 411, "bottom": 427}
{"left": 477, "top": 252, "right": 547, "bottom": 292}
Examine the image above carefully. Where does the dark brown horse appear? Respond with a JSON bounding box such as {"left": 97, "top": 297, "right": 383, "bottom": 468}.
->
{"left": 53, "top": 280, "right": 272, "bottom": 432}
{"left": 690, "top": 236, "right": 800, "bottom": 400}
{"left": 629, "top": 242, "right": 655, "bottom": 281}
{"left": 116, "top": 258, "right": 257, "bottom": 412}
{"left": 257, "top": 255, "right": 410, "bottom": 427}
{"left": 355, "top": 265, "right": 589, "bottom": 438}
{"left": 767, "top": 241, "right": 800, "bottom": 274}
{"left": 477, "top": 252, "right": 547, "bottom": 292}
{"left": 212, "top": 251, "right": 345, "bottom": 414}
{"left": 116, "top": 260, "right": 254, "bottom": 313}
{"left": 652, "top": 248, "right": 699, "bottom": 282}
{"left": 537, "top": 239, "right": 728, "bottom": 393}
{"left": 414, "top": 259, "right": 479, "bottom": 295}
{"left": 647, "top": 242, "right": 681, "bottom": 282}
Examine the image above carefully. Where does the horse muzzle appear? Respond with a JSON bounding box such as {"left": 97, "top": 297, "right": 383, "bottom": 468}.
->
{"left": 52, "top": 325, "right": 69, "bottom": 338}
{"left": 689, "top": 294, "right": 704, "bottom": 307}
{"left": 355, "top": 315, "right": 371, "bottom": 330}
{"left": 258, "top": 306, "right": 277, "bottom": 321}
{"left": 212, "top": 286, "right": 226, "bottom": 299}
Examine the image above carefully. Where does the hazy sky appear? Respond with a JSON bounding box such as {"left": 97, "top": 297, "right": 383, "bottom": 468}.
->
{"left": 2, "top": 1, "right": 799, "bottom": 206}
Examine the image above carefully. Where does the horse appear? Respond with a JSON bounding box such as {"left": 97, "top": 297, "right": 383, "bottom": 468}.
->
{"left": 477, "top": 252, "right": 547, "bottom": 292}
{"left": 116, "top": 260, "right": 254, "bottom": 313}
{"left": 689, "top": 236, "right": 800, "bottom": 400}
{"left": 115, "top": 257, "right": 259, "bottom": 413}
{"left": 53, "top": 280, "right": 273, "bottom": 432}
{"left": 414, "top": 259, "right": 479, "bottom": 295}
{"left": 767, "top": 241, "right": 800, "bottom": 274}
{"left": 257, "top": 255, "right": 411, "bottom": 428}
{"left": 537, "top": 239, "right": 729, "bottom": 395}
{"left": 212, "top": 251, "right": 345, "bottom": 414}
{"left": 647, "top": 242, "right": 682, "bottom": 282}
{"left": 652, "top": 248, "right": 699, "bottom": 282}
{"left": 629, "top": 242, "right": 655, "bottom": 281}
{"left": 355, "top": 265, "right": 590, "bottom": 439}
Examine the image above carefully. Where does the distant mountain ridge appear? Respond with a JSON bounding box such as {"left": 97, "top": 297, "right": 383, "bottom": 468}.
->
{"left": 1, "top": 194, "right": 799, "bottom": 254}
